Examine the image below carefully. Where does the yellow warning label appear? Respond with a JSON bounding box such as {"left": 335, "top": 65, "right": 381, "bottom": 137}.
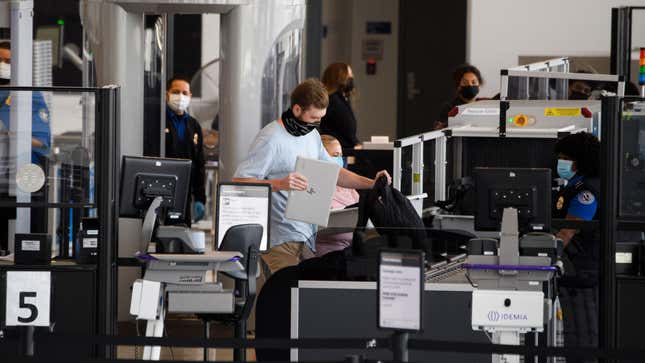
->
{"left": 413, "top": 174, "right": 421, "bottom": 183}
{"left": 544, "top": 108, "right": 581, "bottom": 117}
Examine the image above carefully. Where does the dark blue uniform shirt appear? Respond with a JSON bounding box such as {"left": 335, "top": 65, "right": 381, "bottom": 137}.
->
{"left": 0, "top": 90, "right": 51, "bottom": 163}
{"left": 167, "top": 106, "right": 187, "bottom": 141}
{"left": 564, "top": 175, "right": 598, "bottom": 221}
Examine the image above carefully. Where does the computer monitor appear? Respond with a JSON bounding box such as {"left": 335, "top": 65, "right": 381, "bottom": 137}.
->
{"left": 119, "top": 156, "right": 192, "bottom": 220}
{"left": 473, "top": 167, "right": 551, "bottom": 232}
{"left": 216, "top": 183, "right": 271, "bottom": 252}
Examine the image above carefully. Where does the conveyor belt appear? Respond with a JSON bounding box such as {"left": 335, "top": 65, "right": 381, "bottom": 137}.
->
{"left": 425, "top": 253, "right": 469, "bottom": 283}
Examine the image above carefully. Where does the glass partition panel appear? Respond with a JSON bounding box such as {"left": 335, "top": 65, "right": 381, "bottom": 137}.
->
{"left": 0, "top": 89, "right": 96, "bottom": 205}
{"left": 507, "top": 75, "right": 568, "bottom": 100}
{"left": 0, "top": 88, "right": 99, "bottom": 256}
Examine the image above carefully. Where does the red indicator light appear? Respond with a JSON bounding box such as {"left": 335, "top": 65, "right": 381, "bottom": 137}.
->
{"left": 581, "top": 107, "right": 592, "bottom": 118}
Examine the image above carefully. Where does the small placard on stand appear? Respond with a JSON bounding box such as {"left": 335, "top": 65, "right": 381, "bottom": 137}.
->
{"left": 378, "top": 249, "right": 424, "bottom": 362}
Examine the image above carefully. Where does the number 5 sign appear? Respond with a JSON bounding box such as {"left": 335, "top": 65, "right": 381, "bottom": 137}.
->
{"left": 6, "top": 271, "right": 51, "bottom": 327}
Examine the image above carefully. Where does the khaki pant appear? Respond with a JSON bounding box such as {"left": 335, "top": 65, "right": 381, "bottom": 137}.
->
{"left": 260, "top": 241, "right": 316, "bottom": 275}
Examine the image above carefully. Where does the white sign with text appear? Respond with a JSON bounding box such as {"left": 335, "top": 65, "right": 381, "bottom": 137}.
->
{"left": 378, "top": 251, "right": 423, "bottom": 331}
{"left": 6, "top": 271, "right": 51, "bottom": 327}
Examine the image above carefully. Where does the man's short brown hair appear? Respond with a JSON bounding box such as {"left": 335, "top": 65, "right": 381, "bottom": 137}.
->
{"left": 290, "top": 78, "right": 329, "bottom": 110}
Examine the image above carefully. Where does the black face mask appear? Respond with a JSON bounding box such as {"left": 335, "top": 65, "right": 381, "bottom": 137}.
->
{"left": 459, "top": 85, "right": 479, "bottom": 100}
{"left": 343, "top": 78, "right": 355, "bottom": 94}
{"left": 282, "top": 108, "right": 319, "bottom": 137}
{"left": 569, "top": 91, "right": 589, "bottom": 100}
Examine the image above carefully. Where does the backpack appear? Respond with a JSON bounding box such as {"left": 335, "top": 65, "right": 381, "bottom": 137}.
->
{"left": 352, "top": 175, "right": 428, "bottom": 256}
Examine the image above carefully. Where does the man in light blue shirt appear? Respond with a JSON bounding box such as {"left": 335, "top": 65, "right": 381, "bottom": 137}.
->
{"left": 234, "top": 79, "right": 390, "bottom": 274}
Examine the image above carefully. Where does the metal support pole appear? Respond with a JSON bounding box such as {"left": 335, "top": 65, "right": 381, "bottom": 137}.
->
{"left": 434, "top": 135, "right": 447, "bottom": 202}
{"left": 391, "top": 331, "right": 409, "bottom": 362}
{"left": 393, "top": 146, "right": 402, "bottom": 190}
{"left": 9, "top": 0, "right": 34, "bottom": 233}
{"left": 600, "top": 96, "right": 620, "bottom": 355}
{"left": 81, "top": 30, "right": 93, "bottom": 150}
{"left": 411, "top": 142, "right": 423, "bottom": 196}
{"left": 500, "top": 72, "right": 509, "bottom": 100}
{"left": 203, "top": 320, "right": 210, "bottom": 362}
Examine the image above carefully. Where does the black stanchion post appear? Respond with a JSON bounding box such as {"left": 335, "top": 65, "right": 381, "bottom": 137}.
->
{"left": 234, "top": 314, "right": 246, "bottom": 362}
{"left": 19, "top": 326, "right": 35, "bottom": 357}
{"left": 391, "top": 331, "right": 409, "bottom": 362}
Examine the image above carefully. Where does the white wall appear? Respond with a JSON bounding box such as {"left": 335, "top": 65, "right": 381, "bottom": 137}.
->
{"left": 322, "top": 0, "right": 399, "bottom": 141}
{"left": 468, "top": 0, "right": 645, "bottom": 97}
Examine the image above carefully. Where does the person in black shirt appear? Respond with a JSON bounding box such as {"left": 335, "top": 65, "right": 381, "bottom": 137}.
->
{"left": 320, "top": 63, "right": 360, "bottom": 149}
{"left": 165, "top": 76, "right": 206, "bottom": 223}
{"left": 435, "top": 64, "right": 484, "bottom": 130}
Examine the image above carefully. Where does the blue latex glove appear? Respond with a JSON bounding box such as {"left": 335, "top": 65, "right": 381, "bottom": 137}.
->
{"left": 193, "top": 201, "right": 205, "bottom": 222}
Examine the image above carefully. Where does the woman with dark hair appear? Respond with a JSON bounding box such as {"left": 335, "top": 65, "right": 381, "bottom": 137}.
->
{"left": 552, "top": 132, "right": 601, "bottom": 357}
{"left": 434, "top": 64, "right": 484, "bottom": 130}
{"left": 320, "top": 63, "right": 360, "bottom": 149}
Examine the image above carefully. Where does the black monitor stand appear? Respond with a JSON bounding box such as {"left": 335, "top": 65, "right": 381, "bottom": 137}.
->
{"left": 140, "top": 196, "right": 201, "bottom": 254}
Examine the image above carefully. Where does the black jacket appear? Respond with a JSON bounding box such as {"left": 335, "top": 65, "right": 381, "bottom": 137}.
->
{"left": 165, "top": 111, "right": 206, "bottom": 204}
{"left": 435, "top": 97, "right": 467, "bottom": 129}
{"left": 320, "top": 92, "right": 359, "bottom": 148}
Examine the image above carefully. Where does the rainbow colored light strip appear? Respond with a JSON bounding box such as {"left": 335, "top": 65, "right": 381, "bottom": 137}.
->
{"left": 640, "top": 48, "right": 645, "bottom": 85}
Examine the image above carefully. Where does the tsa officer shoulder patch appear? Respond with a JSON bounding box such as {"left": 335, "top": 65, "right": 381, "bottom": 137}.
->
{"left": 193, "top": 132, "right": 199, "bottom": 145}
{"left": 556, "top": 196, "right": 565, "bottom": 210}
{"left": 38, "top": 108, "right": 49, "bottom": 123}
{"left": 577, "top": 191, "right": 595, "bottom": 205}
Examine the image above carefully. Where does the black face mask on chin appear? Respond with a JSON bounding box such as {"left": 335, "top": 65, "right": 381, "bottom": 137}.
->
{"left": 282, "top": 108, "right": 319, "bottom": 137}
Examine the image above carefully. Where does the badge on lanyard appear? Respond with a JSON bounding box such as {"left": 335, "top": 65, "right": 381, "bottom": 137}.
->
{"left": 556, "top": 196, "right": 564, "bottom": 210}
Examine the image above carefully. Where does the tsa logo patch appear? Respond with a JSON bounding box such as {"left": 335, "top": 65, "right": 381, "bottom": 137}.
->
{"left": 38, "top": 108, "right": 49, "bottom": 123}
{"left": 578, "top": 191, "right": 595, "bottom": 205}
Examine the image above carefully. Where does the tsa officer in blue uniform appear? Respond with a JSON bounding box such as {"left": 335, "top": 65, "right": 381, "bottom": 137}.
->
{"left": 552, "top": 132, "right": 600, "bottom": 356}
{"left": 0, "top": 41, "right": 51, "bottom": 250}
{"left": 0, "top": 41, "right": 51, "bottom": 164}
{"left": 165, "top": 76, "right": 206, "bottom": 224}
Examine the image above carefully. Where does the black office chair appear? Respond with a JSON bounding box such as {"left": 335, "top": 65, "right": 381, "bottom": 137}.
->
{"left": 200, "top": 223, "right": 262, "bottom": 362}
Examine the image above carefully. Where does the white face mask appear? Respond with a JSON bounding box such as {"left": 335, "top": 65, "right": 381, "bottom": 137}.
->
{"left": 0, "top": 62, "right": 10, "bottom": 81}
{"left": 168, "top": 93, "right": 190, "bottom": 113}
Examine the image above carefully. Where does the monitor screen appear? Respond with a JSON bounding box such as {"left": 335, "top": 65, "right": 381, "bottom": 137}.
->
{"left": 216, "top": 183, "right": 271, "bottom": 251}
{"left": 474, "top": 167, "right": 551, "bottom": 232}
{"left": 119, "top": 156, "right": 192, "bottom": 219}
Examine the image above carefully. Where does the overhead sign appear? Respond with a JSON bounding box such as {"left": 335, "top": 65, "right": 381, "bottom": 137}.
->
{"left": 378, "top": 250, "right": 424, "bottom": 331}
{"left": 6, "top": 271, "right": 51, "bottom": 327}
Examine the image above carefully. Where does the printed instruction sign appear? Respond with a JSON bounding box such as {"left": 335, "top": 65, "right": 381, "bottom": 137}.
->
{"left": 378, "top": 250, "right": 424, "bottom": 331}
{"left": 6, "top": 271, "right": 51, "bottom": 327}
{"left": 217, "top": 183, "right": 271, "bottom": 251}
